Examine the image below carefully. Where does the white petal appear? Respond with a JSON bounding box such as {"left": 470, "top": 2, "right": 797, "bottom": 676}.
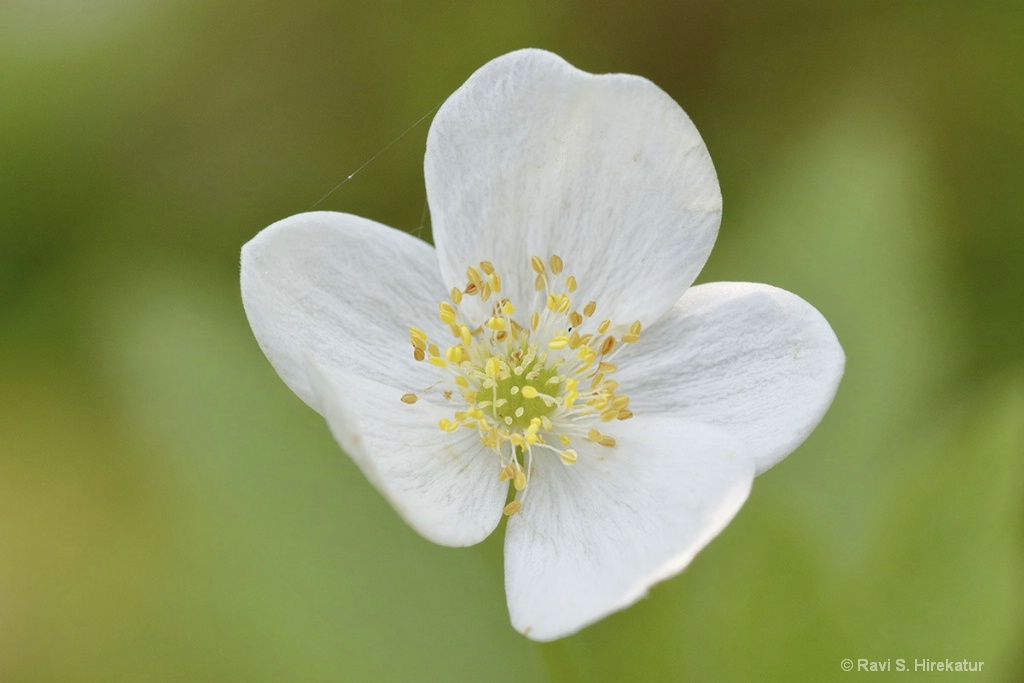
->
{"left": 426, "top": 49, "right": 721, "bottom": 327}
{"left": 504, "top": 418, "right": 752, "bottom": 641}
{"left": 306, "top": 361, "right": 507, "bottom": 547}
{"left": 616, "top": 282, "right": 845, "bottom": 474}
{"left": 241, "top": 211, "right": 449, "bottom": 412}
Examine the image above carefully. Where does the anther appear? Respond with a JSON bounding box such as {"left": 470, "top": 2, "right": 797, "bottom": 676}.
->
{"left": 504, "top": 500, "right": 522, "bottom": 516}
{"left": 548, "top": 335, "right": 570, "bottom": 350}
{"left": 400, "top": 393, "right": 418, "bottom": 404}
{"left": 439, "top": 302, "right": 457, "bottom": 325}
{"left": 549, "top": 255, "right": 564, "bottom": 274}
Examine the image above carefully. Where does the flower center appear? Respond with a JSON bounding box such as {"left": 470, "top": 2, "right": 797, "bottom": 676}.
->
{"left": 401, "top": 255, "right": 643, "bottom": 515}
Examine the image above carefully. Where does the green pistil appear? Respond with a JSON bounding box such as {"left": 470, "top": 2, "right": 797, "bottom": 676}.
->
{"left": 494, "top": 360, "right": 560, "bottom": 429}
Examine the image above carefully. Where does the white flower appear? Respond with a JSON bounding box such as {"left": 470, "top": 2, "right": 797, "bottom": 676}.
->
{"left": 240, "top": 49, "right": 844, "bottom": 641}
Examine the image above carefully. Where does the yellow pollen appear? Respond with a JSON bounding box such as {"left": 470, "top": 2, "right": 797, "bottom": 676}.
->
{"left": 405, "top": 254, "right": 640, "bottom": 515}
{"left": 548, "top": 335, "right": 570, "bottom": 350}
{"left": 439, "top": 303, "right": 457, "bottom": 325}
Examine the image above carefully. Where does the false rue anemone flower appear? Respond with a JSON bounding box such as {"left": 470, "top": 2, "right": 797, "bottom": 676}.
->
{"left": 240, "top": 49, "right": 844, "bottom": 641}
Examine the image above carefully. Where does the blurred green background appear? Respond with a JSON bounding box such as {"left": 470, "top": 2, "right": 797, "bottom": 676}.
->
{"left": 2, "top": 1, "right": 1022, "bottom": 681}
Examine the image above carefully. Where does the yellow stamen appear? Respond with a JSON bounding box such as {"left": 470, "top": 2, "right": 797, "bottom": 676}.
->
{"left": 400, "top": 393, "right": 418, "bottom": 404}
{"left": 548, "top": 335, "right": 570, "bottom": 350}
